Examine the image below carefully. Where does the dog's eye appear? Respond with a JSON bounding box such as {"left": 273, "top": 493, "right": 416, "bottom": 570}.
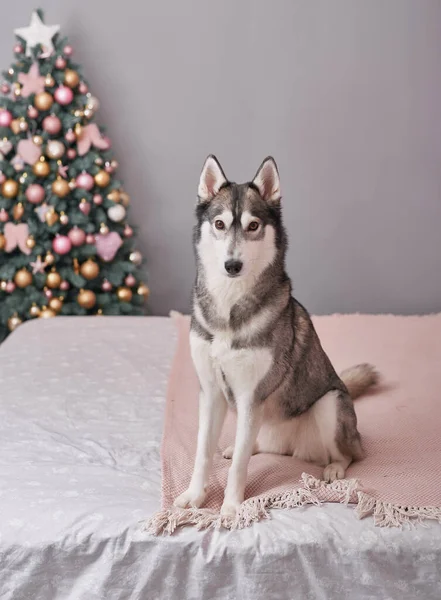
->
{"left": 248, "top": 221, "right": 259, "bottom": 232}
{"left": 214, "top": 220, "right": 225, "bottom": 230}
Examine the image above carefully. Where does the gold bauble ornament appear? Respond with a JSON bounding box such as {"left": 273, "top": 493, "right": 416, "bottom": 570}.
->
{"left": 14, "top": 268, "right": 32, "bottom": 288}
{"left": 46, "top": 271, "right": 62, "bottom": 289}
{"left": 138, "top": 284, "right": 150, "bottom": 299}
{"left": 33, "top": 135, "right": 44, "bottom": 146}
{"left": 45, "top": 252, "right": 55, "bottom": 266}
{"left": 0, "top": 281, "right": 6, "bottom": 291}
{"left": 77, "top": 289, "right": 96, "bottom": 309}
{"left": 33, "top": 160, "right": 49, "bottom": 176}
{"left": 95, "top": 157, "right": 103, "bottom": 166}
{"left": 129, "top": 250, "right": 143, "bottom": 266}
{"left": 45, "top": 74, "right": 55, "bottom": 87}
{"left": 119, "top": 192, "right": 130, "bottom": 207}
{"left": 94, "top": 170, "right": 110, "bottom": 188}
{"left": 40, "top": 307, "right": 56, "bottom": 319}
{"left": 10, "top": 118, "right": 21, "bottom": 134}
{"left": 34, "top": 91, "right": 53, "bottom": 111}
{"left": 74, "top": 109, "right": 84, "bottom": 118}
{"left": 64, "top": 69, "right": 80, "bottom": 88}
{"left": 8, "top": 314, "right": 22, "bottom": 331}
{"left": 13, "top": 202, "right": 24, "bottom": 220}
{"left": 46, "top": 140, "right": 65, "bottom": 160}
{"left": 99, "top": 223, "right": 109, "bottom": 235}
{"left": 19, "top": 119, "right": 28, "bottom": 132}
{"left": 49, "top": 297, "right": 63, "bottom": 312}
{"left": 80, "top": 259, "right": 100, "bottom": 280}
{"left": 74, "top": 123, "right": 83, "bottom": 137}
{"left": 29, "top": 304, "right": 41, "bottom": 317}
{"left": 52, "top": 178, "right": 70, "bottom": 198}
{"left": 45, "top": 208, "right": 59, "bottom": 226}
{"left": 2, "top": 179, "right": 19, "bottom": 198}
{"left": 0, "top": 233, "right": 5, "bottom": 250}
{"left": 83, "top": 108, "right": 93, "bottom": 119}
{"left": 117, "top": 287, "right": 133, "bottom": 302}
{"left": 107, "top": 190, "right": 120, "bottom": 203}
{"left": 26, "top": 236, "right": 36, "bottom": 250}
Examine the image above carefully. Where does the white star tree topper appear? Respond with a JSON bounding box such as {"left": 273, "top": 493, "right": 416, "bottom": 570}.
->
{"left": 14, "top": 11, "right": 60, "bottom": 57}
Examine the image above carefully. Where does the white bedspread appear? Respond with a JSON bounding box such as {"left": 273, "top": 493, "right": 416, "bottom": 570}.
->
{"left": 0, "top": 316, "right": 439, "bottom": 600}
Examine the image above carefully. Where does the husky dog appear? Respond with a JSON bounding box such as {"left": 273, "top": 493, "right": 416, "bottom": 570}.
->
{"left": 174, "top": 156, "right": 377, "bottom": 518}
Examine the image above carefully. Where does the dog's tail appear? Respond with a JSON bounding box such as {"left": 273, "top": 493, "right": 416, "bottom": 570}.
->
{"left": 340, "top": 363, "right": 379, "bottom": 400}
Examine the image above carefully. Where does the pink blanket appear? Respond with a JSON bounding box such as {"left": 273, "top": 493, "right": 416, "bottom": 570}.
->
{"left": 146, "top": 313, "right": 441, "bottom": 534}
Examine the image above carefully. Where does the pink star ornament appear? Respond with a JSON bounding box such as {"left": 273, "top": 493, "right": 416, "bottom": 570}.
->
{"left": 18, "top": 63, "right": 45, "bottom": 97}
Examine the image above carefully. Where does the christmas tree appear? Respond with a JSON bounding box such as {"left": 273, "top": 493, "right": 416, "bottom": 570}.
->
{"left": 0, "top": 9, "right": 149, "bottom": 341}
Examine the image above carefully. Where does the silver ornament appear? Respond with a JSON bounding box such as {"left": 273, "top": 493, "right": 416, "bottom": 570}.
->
{"left": 129, "top": 250, "right": 142, "bottom": 265}
{"left": 86, "top": 95, "right": 100, "bottom": 114}
{"left": 107, "top": 204, "right": 126, "bottom": 223}
{"left": 46, "top": 140, "right": 65, "bottom": 160}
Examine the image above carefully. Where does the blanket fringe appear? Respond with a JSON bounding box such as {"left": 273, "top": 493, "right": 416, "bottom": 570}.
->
{"left": 144, "top": 473, "right": 441, "bottom": 535}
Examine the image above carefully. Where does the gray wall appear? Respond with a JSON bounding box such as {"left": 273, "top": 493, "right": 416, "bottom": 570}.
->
{"left": 2, "top": 1, "right": 441, "bottom": 315}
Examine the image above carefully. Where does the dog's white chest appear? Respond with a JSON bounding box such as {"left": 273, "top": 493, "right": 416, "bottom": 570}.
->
{"left": 210, "top": 331, "right": 273, "bottom": 400}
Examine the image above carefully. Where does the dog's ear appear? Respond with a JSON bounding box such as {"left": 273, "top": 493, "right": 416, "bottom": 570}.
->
{"left": 198, "top": 155, "right": 228, "bottom": 202}
{"left": 252, "top": 157, "right": 281, "bottom": 204}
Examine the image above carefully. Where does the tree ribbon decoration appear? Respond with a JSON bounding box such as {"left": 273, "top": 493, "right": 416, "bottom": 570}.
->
{"left": 4, "top": 222, "right": 31, "bottom": 255}
{"left": 77, "top": 124, "right": 110, "bottom": 156}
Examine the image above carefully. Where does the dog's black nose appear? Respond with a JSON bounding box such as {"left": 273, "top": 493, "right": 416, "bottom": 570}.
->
{"left": 224, "top": 259, "right": 243, "bottom": 276}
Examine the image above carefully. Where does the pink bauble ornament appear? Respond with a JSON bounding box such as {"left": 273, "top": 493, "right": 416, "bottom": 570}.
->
{"left": 27, "top": 106, "right": 38, "bottom": 119}
{"left": 13, "top": 44, "right": 23, "bottom": 54}
{"left": 63, "top": 45, "right": 73, "bottom": 56}
{"left": 102, "top": 280, "right": 112, "bottom": 292}
{"left": 65, "top": 129, "right": 76, "bottom": 143}
{"left": 60, "top": 280, "right": 70, "bottom": 291}
{"left": 85, "top": 234, "right": 95, "bottom": 245}
{"left": 0, "top": 172, "right": 5, "bottom": 184}
{"left": 124, "top": 225, "right": 133, "bottom": 238}
{"left": 68, "top": 227, "right": 86, "bottom": 246}
{"left": 60, "top": 213, "right": 69, "bottom": 225}
{"left": 93, "top": 194, "right": 103, "bottom": 205}
{"left": 0, "top": 208, "right": 8, "bottom": 222}
{"left": 67, "top": 148, "right": 76, "bottom": 159}
{"left": 0, "top": 109, "right": 12, "bottom": 127}
{"left": 1, "top": 83, "right": 10, "bottom": 94}
{"left": 43, "top": 115, "right": 61, "bottom": 134}
{"left": 54, "top": 86, "right": 74, "bottom": 105}
{"left": 125, "top": 274, "right": 136, "bottom": 287}
{"left": 52, "top": 235, "right": 72, "bottom": 255}
{"left": 25, "top": 184, "right": 45, "bottom": 205}
{"left": 76, "top": 172, "right": 94, "bottom": 190}
{"left": 55, "top": 56, "right": 67, "bottom": 69}
{"left": 44, "top": 289, "right": 53, "bottom": 299}
{"left": 79, "top": 201, "right": 91, "bottom": 215}
{"left": 79, "top": 82, "right": 88, "bottom": 94}
{"left": 5, "top": 281, "right": 15, "bottom": 293}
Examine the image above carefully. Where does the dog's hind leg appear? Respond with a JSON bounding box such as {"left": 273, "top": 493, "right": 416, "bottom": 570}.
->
{"left": 312, "top": 390, "right": 363, "bottom": 482}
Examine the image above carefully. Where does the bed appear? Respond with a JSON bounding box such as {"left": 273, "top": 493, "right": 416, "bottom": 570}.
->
{"left": 0, "top": 316, "right": 439, "bottom": 600}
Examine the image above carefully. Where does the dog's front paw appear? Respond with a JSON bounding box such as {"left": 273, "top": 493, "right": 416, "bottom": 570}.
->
{"left": 220, "top": 500, "right": 241, "bottom": 519}
{"left": 173, "top": 488, "right": 206, "bottom": 509}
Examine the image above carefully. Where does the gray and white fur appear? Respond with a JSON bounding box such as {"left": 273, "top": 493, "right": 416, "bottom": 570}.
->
{"left": 174, "top": 155, "right": 378, "bottom": 518}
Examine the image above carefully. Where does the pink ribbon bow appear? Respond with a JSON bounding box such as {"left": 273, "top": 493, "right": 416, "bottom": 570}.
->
{"left": 4, "top": 222, "right": 31, "bottom": 255}
{"left": 77, "top": 124, "right": 110, "bottom": 156}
